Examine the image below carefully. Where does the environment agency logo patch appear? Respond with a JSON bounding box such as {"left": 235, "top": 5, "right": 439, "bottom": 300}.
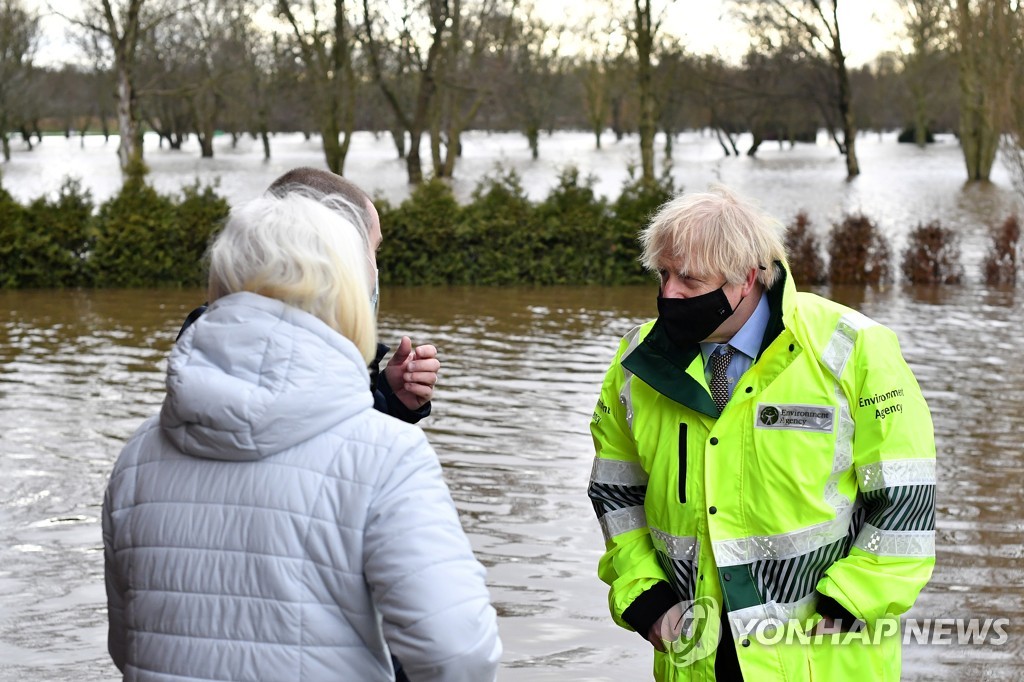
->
{"left": 756, "top": 403, "right": 835, "bottom": 433}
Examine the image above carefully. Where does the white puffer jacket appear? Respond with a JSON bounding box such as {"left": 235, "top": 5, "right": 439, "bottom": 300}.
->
{"left": 103, "top": 292, "right": 501, "bottom": 682}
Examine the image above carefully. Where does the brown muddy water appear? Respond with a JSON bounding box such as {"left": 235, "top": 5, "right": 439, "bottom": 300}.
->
{"left": 0, "top": 284, "right": 1021, "bottom": 681}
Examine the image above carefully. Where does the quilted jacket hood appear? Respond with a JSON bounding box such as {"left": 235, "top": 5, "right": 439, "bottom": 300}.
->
{"left": 160, "top": 292, "right": 372, "bottom": 461}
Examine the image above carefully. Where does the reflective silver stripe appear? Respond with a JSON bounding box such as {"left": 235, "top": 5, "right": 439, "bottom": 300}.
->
{"left": 821, "top": 312, "right": 877, "bottom": 380}
{"left": 713, "top": 505, "right": 855, "bottom": 566}
{"left": 649, "top": 527, "right": 698, "bottom": 561}
{"left": 857, "top": 459, "right": 937, "bottom": 492}
{"left": 599, "top": 505, "right": 647, "bottom": 542}
{"left": 832, "top": 385, "right": 854, "bottom": 475}
{"left": 854, "top": 522, "right": 935, "bottom": 557}
{"left": 728, "top": 592, "right": 818, "bottom": 640}
{"left": 825, "top": 384, "right": 855, "bottom": 515}
{"left": 619, "top": 325, "right": 643, "bottom": 433}
{"left": 590, "top": 458, "right": 649, "bottom": 486}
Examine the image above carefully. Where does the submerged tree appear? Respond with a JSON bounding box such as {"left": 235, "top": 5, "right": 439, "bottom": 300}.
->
{"left": 734, "top": 0, "right": 860, "bottom": 178}
{"left": 898, "top": 0, "right": 953, "bottom": 147}
{"left": 626, "top": 0, "right": 673, "bottom": 183}
{"left": 992, "top": 1, "right": 1024, "bottom": 194}
{"left": 431, "top": 0, "right": 520, "bottom": 178}
{"left": 953, "top": 0, "right": 1019, "bottom": 182}
{"left": 579, "top": 54, "right": 611, "bottom": 150}
{"left": 278, "top": 0, "right": 358, "bottom": 174}
{"left": 362, "top": 0, "right": 450, "bottom": 184}
{"left": 0, "top": 0, "right": 40, "bottom": 165}
{"left": 506, "top": 12, "right": 566, "bottom": 160}
{"left": 71, "top": 0, "right": 181, "bottom": 178}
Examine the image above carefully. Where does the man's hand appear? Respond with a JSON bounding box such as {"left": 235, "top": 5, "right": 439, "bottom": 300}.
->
{"left": 384, "top": 336, "right": 440, "bottom": 410}
{"left": 810, "top": 616, "right": 840, "bottom": 636}
{"left": 647, "top": 604, "right": 686, "bottom": 652}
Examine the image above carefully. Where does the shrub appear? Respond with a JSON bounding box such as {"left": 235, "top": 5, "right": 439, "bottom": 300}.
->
{"left": 90, "top": 182, "right": 177, "bottom": 287}
{"left": 377, "top": 178, "right": 463, "bottom": 285}
{"left": 90, "top": 180, "right": 227, "bottom": 287}
{"left": 785, "top": 211, "right": 826, "bottom": 286}
{"left": 609, "top": 174, "right": 676, "bottom": 283}
{"left": 174, "top": 182, "right": 230, "bottom": 286}
{"left": 827, "top": 214, "right": 892, "bottom": 285}
{"left": 458, "top": 168, "right": 538, "bottom": 285}
{"left": 981, "top": 215, "right": 1020, "bottom": 286}
{"left": 532, "top": 167, "right": 614, "bottom": 284}
{"left": 900, "top": 221, "right": 964, "bottom": 285}
{"left": 0, "top": 188, "right": 29, "bottom": 288}
{"left": 19, "top": 179, "right": 95, "bottom": 287}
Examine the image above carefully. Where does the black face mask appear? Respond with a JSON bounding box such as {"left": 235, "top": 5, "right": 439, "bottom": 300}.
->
{"left": 657, "top": 286, "right": 737, "bottom": 348}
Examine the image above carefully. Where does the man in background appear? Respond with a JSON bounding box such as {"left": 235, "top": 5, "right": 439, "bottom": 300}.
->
{"left": 178, "top": 167, "right": 440, "bottom": 425}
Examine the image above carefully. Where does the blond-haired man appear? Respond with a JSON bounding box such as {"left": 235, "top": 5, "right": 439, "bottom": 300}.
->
{"left": 588, "top": 186, "right": 935, "bottom": 680}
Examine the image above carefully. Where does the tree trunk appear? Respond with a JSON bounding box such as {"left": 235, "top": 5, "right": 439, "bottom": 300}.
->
{"left": 912, "top": 85, "right": 929, "bottom": 147}
{"left": 323, "top": 124, "right": 344, "bottom": 175}
{"left": 197, "top": 111, "right": 215, "bottom": 158}
{"left": 114, "top": 61, "right": 143, "bottom": 175}
{"left": 198, "top": 133, "right": 214, "bottom": 158}
{"left": 406, "top": 134, "right": 424, "bottom": 185}
{"left": 611, "top": 97, "right": 624, "bottom": 141}
{"left": 747, "top": 133, "right": 763, "bottom": 157}
{"left": 430, "top": 113, "right": 443, "bottom": 177}
{"left": 390, "top": 127, "right": 406, "bottom": 159}
{"left": 833, "top": 27, "right": 859, "bottom": 178}
{"left": 442, "top": 126, "right": 458, "bottom": 177}
{"left": 714, "top": 127, "right": 733, "bottom": 156}
{"left": 261, "top": 130, "right": 271, "bottom": 160}
{"left": 955, "top": 0, "right": 1004, "bottom": 182}
{"left": 634, "top": 0, "right": 656, "bottom": 182}
{"left": 527, "top": 126, "right": 539, "bottom": 159}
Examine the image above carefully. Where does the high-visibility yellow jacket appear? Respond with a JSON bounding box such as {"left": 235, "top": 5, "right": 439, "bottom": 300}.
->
{"left": 588, "top": 266, "right": 935, "bottom": 681}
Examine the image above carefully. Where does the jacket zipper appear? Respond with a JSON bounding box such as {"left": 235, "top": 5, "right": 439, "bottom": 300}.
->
{"left": 678, "top": 423, "right": 687, "bottom": 504}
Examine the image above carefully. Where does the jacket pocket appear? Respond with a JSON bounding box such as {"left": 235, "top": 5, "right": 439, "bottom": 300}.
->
{"left": 678, "top": 424, "right": 687, "bottom": 504}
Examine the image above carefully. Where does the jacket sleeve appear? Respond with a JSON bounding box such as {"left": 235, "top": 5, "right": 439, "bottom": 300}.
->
{"left": 370, "top": 342, "right": 432, "bottom": 424}
{"left": 103, "top": 487, "right": 127, "bottom": 672}
{"left": 379, "top": 371, "right": 432, "bottom": 424}
{"left": 816, "top": 323, "right": 936, "bottom": 625}
{"left": 363, "top": 430, "right": 501, "bottom": 682}
{"left": 588, "top": 330, "right": 675, "bottom": 637}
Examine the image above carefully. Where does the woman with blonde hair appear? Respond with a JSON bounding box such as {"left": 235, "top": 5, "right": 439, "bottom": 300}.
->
{"left": 103, "top": 192, "right": 501, "bottom": 681}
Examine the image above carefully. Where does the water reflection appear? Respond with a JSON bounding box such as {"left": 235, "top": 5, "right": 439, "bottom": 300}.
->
{"left": 0, "top": 285, "right": 1021, "bottom": 681}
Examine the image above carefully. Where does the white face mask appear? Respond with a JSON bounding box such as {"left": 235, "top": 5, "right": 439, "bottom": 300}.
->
{"left": 370, "top": 270, "right": 379, "bottom": 315}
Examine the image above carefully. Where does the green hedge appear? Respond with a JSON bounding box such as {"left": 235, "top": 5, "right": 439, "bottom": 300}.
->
{"left": 1, "top": 169, "right": 671, "bottom": 289}
{"left": 0, "top": 177, "right": 229, "bottom": 288}
{"left": 378, "top": 168, "right": 671, "bottom": 286}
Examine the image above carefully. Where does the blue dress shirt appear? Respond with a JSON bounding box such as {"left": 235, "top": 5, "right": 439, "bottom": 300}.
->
{"left": 700, "top": 291, "right": 770, "bottom": 400}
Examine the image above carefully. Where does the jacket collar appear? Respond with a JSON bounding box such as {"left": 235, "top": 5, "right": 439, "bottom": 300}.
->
{"left": 622, "top": 262, "right": 791, "bottom": 417}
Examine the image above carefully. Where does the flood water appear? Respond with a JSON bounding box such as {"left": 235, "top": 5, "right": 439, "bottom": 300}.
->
{"left": 2, "top": 130, "right": 1024, "bottom": 680}
{"left": 0, "top": 282, "right": 1022, "bottom": 681}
